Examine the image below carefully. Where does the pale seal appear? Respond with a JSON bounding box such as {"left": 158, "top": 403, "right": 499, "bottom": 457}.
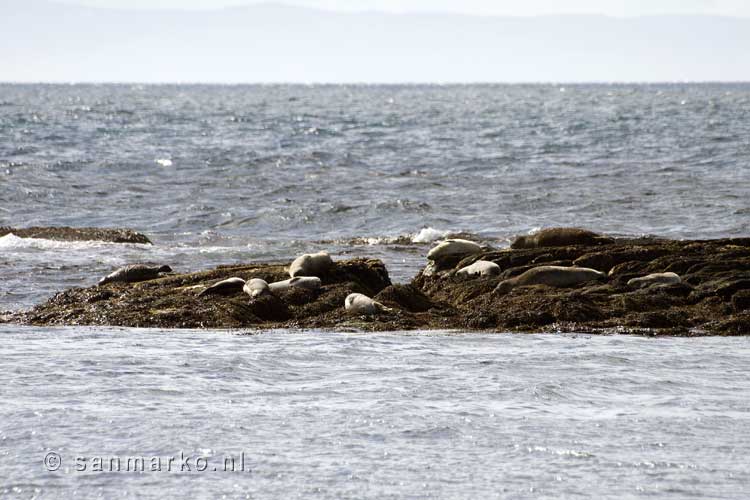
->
{"left": 269, "top": 276, "right": 322, "bottom": 292}
{"left": 289, "top": 251, "right": 333, "bottom": 278}
{"left": 98, "top": 264, "right": 172, "bottom": 286}
{"left": 456, "top": 260, "right": 500, "bottom": 278}
{"left": 243, "top": 278, "right": 271, "bottom": 298}
{"left": 198, "top": 277, "right": 245, "bottom": 297}
{"left": 344, "top": 293, "right": 391, "bottom": 315}
{"left": 494, "top": 266, "right": 606, "bottom": 294}
{"left": 627, "top": 272, "right": 681, "bottom": 289}
{"left": 427, "top": 239, "right": 483, "bottom": 261}
{"left": 511, "top": 228, "right": 614, "bottom": 249}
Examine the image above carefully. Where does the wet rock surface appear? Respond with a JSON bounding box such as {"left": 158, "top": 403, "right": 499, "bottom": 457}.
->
{"left": 4, "top": 235, "right": 750, "bottom": 335}
{"left": 0, "top": 226, "right": 151, "bottom": 244}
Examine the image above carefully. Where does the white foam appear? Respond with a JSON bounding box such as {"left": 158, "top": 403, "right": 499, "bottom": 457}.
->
{"left": 412, "top": 227, "right": 451, "bottom": 243}
{"left": 155, "top": 158, "right": 173, "bottom": 167}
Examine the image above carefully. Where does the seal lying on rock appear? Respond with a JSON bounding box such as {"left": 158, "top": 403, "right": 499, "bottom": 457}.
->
{"left": 510, "top": 228, "right": 614, "bottom": 249}
{"left": 456, "top": 260, "right": 501, "bottom": 278}
{"left": 344, "top": 293, "right": 391, "bottom": 315}
{"left": 289, "top": 251, "right": 333, "bottom": 277}
{"left": 627, "top": 272, "right": 681, "bottom": 289}
{"left": 98, "top": 264, "right": 172, "bottom": 286}
{"left": 243, "top": 278, "right": 271, "bottom": 298}
{"left": 494, "top": 266, "right": 606, "bottom": 294}
{"left": 269, "top": 276, "right": 322, "bottom": 292}
{"left": 427, "top": 239, "right": 483, "bottom": 261}
{"left": 198, "top": 277, "right": 245, "bottom": 297}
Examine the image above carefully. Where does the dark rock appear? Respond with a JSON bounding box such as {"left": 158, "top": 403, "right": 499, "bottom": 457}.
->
{"left": 374, "top": 284, "right": 434, "bottom": 313}
{"left": 732, "top": 290, "right": 750, "bottom": 312}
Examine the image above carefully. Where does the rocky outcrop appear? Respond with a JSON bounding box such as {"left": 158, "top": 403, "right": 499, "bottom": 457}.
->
{"left": 9, "top": 258, "right": 401, "bottom": 330}
{"left": 5, "top": 234, "right": 750, "bottom": 336}
{"left": 0, "top": 226, "right": 151, "bottom": 244}
{"left": 415, "top": 236, "right": 750, "bottom": 336}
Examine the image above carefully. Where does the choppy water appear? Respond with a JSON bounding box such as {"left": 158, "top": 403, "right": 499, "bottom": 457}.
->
{"left": 3, "top": 328, "right": 750, "bottom": 499}
{"left": 2, "top": 84, "right": 750, "bottom": 498}
{"left": 2, "top": 83, "right": 750, "bottom": 309}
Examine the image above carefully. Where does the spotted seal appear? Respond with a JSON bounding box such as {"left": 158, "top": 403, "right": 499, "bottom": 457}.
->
{"left": 494, "top": 266, "right": 606, "bottom": 294}
{"left": 289, "top": 251, "right": 333, "bottom": 278}
{"left": 344, "top": 293, "right": 391, "bottom": 315}
{"left": 98, "top": 264, "right": 172, "bottom": 286}
{"left": 456, "top": 260, "right": 500, "bottom": 278}
{"left": 269, "top": 276, "right": 322, "bottom": 292}
{"left": 427, "top": 239, "right": 483, "bottom": 261}
{"left": 627, "top": 272, "right": 681, "bottom": 289}
{"left": 243, "top": 278, "right": 271, "bottom": 298}
{"left": 197, "top": 277, "right": 245, "bottom": 297}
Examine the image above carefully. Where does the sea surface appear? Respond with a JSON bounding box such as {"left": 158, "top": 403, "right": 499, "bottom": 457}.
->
{"left": 1, "top": 84, "right": 750, "bottom": 498}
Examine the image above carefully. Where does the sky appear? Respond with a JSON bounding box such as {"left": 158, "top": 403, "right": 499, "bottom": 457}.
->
{"left": 3, "top": 0, "right": 749, "bottom": 82}
{"left": 58, "top": 0, "right": 750, "bottom": 17}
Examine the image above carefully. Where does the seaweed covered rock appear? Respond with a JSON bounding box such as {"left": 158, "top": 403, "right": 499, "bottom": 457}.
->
{"left": 14, "top": 258, "right": 394, "bottom": 329}
{"left": 414, "top": 235, "right": 750, "bottom": 336}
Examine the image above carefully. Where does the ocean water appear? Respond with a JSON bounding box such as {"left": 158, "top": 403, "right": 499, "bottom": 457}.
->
{"left": 2, "top": 84, "right": 750, "bottom": 498}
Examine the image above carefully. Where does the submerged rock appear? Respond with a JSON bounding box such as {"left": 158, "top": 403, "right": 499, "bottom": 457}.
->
{"left": 0, "top": 226, "right": 152, "bottom": 244}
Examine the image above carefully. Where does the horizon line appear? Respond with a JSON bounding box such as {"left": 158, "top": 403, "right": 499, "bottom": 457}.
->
{"left": 3, "top": 80, "right": 750, "bottom": 86}
{"left": 45, "top": 1, "right": 750, "bottom": 20}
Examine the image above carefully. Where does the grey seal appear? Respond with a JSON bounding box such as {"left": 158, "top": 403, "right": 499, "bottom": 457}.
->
{"left": 98, "top": 264, "right": 172, "bottom": 286}
{"left": 456, "top": 260, "right": 500, "bottom": 277}
{"left": 494, "top": 266, "right": 606, "bottom": 294}
{"left": 511, "top": 228, "right": 614, "bottom": 249}
{"left": 269, "top": 276, "right": 322, "bottom": 292}
{"left": 198, "top": 277, "right": 245, "bottom": 297}
{"left": 289, "top": 251, "right": 333, "bottom": 278}
{"left": 243, "top": 278, "right": 271, "bottom": 298}
{"left": 344, "top": 293, "right": 391, "bottom": 315}
{"left": 627, "top": 272, "right": 681, "bottom": 289}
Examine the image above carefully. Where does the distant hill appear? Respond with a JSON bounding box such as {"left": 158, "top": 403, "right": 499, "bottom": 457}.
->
{"left": 1, "top": 1, "right": 749, "bottom": 82}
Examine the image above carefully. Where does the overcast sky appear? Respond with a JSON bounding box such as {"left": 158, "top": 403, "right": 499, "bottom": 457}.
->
{"left": 58, "top": 0, "right": 750, "bottom": 17}
{"left": 3, "top": 0, "right": 748, "bottom": 82}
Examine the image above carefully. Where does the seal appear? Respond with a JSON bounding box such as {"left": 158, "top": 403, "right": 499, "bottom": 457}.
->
{"left": 197, "top": 277, "right": 245, "bottom": 297}
{"left": 268, "top": 276, "right": 322, "bottom": 292}
{"left": 510, "top": 228, "right": 614, "bottom": 249}
{"left": 289, "top": 251, "right": 333, "bottom": 278}
{"left": 98, "top": 264, "right": 172, "bottom": 286}
{"left": 243, "top": 278, "right": 270, "bottom": 298}
{"left": 494, "top": 266, "right": 606, "bottom": 294}
{"left": 427, "top": 239, "right": 483, "bottom": 261}
{"left": 344, "top": 293, "right": 391, "bottom": 315}
{"left": 627, "top": 272, "right": 681, "bottom": 289}
{"left": 456, "top": 260, "right": 500, "bottom": 278}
